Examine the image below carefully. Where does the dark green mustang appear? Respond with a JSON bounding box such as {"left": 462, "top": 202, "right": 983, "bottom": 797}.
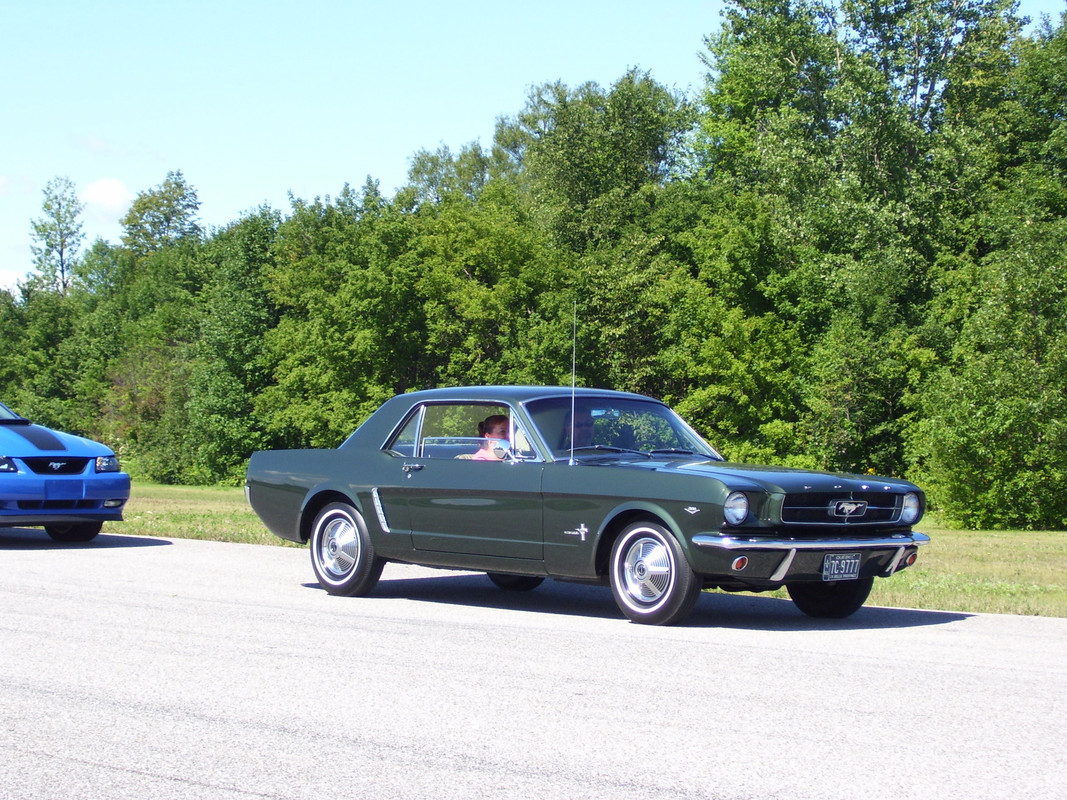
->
{"left": 245, "top": 386, "right": 928, "bottom": 625}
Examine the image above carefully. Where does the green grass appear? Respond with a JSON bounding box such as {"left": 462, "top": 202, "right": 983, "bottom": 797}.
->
{"left": 103, "top": 481, "right": 299, "bottom": 547}
{"left": 105, "top": 483, "right": 1067, "bottom": 616}
{"left": 865, "top": 524, "right": 1067, "bottom": 616}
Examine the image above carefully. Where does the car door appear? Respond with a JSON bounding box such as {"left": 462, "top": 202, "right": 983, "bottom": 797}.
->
{"left": 383, "top": 402, "right": 545, "bottom": 560}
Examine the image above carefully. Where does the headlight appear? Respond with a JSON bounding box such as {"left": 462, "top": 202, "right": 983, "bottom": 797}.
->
{"left": 900, "top": 492, "right": 921, "bottom": 524}
{"left": 95, "top": 455, "right": 120, "bottom": 473}
{"left": 0, "top": 456, "right": 16, "bottom": 473}
{"left": 723, "top": 492, "right": 749, "bottom": 526}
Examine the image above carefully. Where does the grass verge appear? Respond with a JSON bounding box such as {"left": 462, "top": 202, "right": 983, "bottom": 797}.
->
{"left": 103, "top": 481, "right": 299, "bottom": 547}
{"left": 105, "top": 483, "right": 1067, "bottom": 616}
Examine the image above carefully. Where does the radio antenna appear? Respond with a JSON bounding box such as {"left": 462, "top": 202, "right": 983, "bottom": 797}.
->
{"left": 569, "top": 301, "right": 577, "bottom": 465}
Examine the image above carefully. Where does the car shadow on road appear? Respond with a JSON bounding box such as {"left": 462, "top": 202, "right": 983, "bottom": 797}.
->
{"left": 307, "top": 570, "right": 972, "bottom": 630}
{"left": 363, "top": 572, "right": 625, "bottom": 621}
{"left": 687, "top": 591, "right": 973, "bottom": 631}
{"left": 0, "top": 527, "right": 172, "bottom": 550}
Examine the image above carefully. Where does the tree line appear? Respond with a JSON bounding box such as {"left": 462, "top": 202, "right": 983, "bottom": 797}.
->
{"left": 3, "top": 0, "right": 1065, "bottom": 529}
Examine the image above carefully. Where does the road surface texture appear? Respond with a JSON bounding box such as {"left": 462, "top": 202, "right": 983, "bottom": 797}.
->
{"left": 2, "top": 529, "right": 1064, "bottom": 799}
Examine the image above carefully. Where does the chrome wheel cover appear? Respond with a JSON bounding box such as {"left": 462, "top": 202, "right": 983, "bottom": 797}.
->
{"left": 317, "top": 514, "right": 360, "bottom": 580}
{"left": 619, "top": 534, "right": 673, "bottom": 606}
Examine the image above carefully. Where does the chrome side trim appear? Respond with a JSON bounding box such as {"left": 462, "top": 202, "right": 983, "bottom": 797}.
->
{"left": 371, "top": 488, "right": 391, "bottom": 534}
{"left": 769, "top": 549, "right": 796, "bottom": 582}
{"left": 882, "top": 546, "right": 907, "bottom": 576}
{"left": 692, "top": 532, "right": 930, "bottom": 551}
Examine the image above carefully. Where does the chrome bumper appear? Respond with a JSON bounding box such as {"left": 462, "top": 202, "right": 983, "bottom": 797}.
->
{"left": 691, "top": 532, "right": 930, "bottom": 582}
{"left": 692, "top": 531, "right": 930, "bottom": 551}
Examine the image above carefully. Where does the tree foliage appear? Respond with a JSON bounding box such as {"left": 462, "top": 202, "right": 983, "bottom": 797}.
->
{"left": 120, "top": 170, "right": 203, "bottom": 254}
{"left": 2, "top": 3, "right": 1064, "bottom": 527}
{"left": 29, "top": 176, "right": 85, "bottom": 294}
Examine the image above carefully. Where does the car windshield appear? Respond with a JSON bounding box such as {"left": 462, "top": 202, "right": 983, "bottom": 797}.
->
{"left": 525, "top": 396, "right": 722, "bottom": 460}
{"left": 0, "top": 401, "right": 25, "bottom": 423}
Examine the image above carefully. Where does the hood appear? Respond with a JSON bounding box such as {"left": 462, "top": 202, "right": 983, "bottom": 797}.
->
{"left": 593, "top": 456, "right": 919, "bottom": 494}
{"left": 0, "top": 422, "right": 112, "bottom": 457}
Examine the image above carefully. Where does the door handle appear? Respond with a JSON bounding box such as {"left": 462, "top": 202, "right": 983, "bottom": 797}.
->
{"left": 402, "top": 463, "right": 425, "bottom": 473}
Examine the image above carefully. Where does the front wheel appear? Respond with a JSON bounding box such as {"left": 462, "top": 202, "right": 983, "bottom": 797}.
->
{"left": 309, "top": 502, "right": 384, "bottom": 596}
{"left": 609, "top": 522, "right": 702, "bottom": 625}
{"left": 45, "top": 522, "right": 102, "bottom": 542}
{"left": 787, "top": 577, "right": 874, "bottom": 619}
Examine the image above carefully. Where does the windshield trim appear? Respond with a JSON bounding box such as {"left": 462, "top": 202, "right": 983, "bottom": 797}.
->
{"left": 523, "top": 395, "right": 722, "bottom": 462}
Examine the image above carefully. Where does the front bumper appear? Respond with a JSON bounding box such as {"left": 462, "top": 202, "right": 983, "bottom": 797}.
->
{"left": 0, "top": 473, "right": 130, "bottom": 527}
{"left": 691, "top": 531, "right": 930, "bottom": 582}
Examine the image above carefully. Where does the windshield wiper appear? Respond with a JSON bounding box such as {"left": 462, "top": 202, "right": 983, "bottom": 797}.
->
{"left": 569, "top": 445, "right": 650, "bottom": 457}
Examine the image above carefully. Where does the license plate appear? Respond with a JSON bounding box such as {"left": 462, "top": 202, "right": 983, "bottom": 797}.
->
{"left": 45, "top": 480, "right": 84, "bottom": 500}
{"left": 822, "top": 553, "right": 861, "bottom": 581}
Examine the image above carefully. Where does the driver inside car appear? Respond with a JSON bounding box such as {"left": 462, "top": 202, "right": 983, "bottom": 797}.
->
{"left": 559, "top": 408, "right": 595, "bottom": 450}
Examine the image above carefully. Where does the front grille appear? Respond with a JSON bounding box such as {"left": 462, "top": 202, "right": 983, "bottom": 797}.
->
{"left": 782, "top": 491, "right": 901, "bottom": 525}
{"left": 21, "top": 457, "right": 90, "bottom": 475}
{"left": 17, "top": 500, "right": 98, "bottom": 510}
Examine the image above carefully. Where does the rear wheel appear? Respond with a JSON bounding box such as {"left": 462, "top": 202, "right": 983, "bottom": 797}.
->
{"left": 787, "top": 577, "right": 874, "bottom": 619}
{"left": 45, "top": 522, "right": 102, "bottom": 542}
{"left": 609, "top": 522, "right": 701, "bottom": 625}
{"left": 487, "top": 573, "right": 544, "bottom": 591}
{"left": 309, "top": 502, "right": 384, "bottom": 596}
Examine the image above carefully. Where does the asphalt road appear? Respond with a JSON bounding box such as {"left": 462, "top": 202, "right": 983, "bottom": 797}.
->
{"left": 1, "top": 529, "right": 1064, "bottom": 800}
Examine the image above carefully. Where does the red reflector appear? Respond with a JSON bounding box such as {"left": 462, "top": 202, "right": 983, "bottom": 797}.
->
{"left": 905, "top": 552, "right": 918, "bottom": 567}
{"left": 731, "top": 556, "right": 749, "bottom": 571}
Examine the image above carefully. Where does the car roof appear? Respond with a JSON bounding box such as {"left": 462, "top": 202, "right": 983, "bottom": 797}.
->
{"left": 395, "top": 385, "right": 660, "bottom": 405}
{"left": 344, "top": 386, "right": 667, "bottom": 450}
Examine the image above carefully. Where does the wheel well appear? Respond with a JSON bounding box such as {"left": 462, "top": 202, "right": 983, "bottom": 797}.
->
{"left": 299, "top": 491, "right": 358, "bottom": 543}
{"left": 594, "top": 510, "right": 667, "bottom": 576}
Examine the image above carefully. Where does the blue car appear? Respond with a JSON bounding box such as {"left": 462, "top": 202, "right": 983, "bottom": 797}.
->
{"left": 1, "top": 401, "right": 130, "bottom": 541}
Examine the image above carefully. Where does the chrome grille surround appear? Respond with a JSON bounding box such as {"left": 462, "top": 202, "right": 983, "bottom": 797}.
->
{"left": 782, "top": 491, "right": 901, "bottom": 525}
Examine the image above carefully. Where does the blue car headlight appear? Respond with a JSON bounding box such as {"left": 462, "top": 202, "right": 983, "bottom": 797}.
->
{"left": 95, "top": 455, "right": 121, "bottom": 473}
{"left": 0, "top": 456, "right": 16, "bottom": 473}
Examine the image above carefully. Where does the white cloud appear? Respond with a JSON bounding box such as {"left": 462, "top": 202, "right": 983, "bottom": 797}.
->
{"left": 82, "top": 134, "right": 116, "bottom": 155}
{"left": 80, "top": 178, "right": 134, "bottom": 225}
{"left": 0, "top": 174, "right": 33, "bottom": 199}
{"left": 1, "top": 240, "right": 30, "bottom": 291}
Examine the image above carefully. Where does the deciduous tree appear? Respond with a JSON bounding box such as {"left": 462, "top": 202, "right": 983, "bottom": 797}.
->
{"left": 29, "top": 176, "right": 85, "bottom": 294}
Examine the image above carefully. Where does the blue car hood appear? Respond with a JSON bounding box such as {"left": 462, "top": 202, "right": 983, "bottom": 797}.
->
{"left": 0, "top": 422, "right": 112, "bottom": 456}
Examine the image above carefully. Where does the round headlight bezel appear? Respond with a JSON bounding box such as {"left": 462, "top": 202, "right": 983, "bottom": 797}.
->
{"left": 900, "top": 492, "right": 922, "bottom": 525}
{"left": 723, "top": 491, "right": 749, "bottom": 526}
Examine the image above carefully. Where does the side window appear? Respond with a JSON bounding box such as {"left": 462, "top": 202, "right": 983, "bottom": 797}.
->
{"left": 420, "top": 404, "right": 509, "bottom": 459}
{"left": 510, "top": 425, "right": 537, "bottom": 460}
{"left": 387, "top": 409, "right": 421, "bottom": 457}
{"left": 385, "top": 402, "right": 540, "bottom": 461}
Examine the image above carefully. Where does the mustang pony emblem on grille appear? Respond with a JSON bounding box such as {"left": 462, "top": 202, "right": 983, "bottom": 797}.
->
{"left": 48, "top": 461, "right": 67, "bottom": 471}
{"left": 831, "top": 500, "right": 868, "bottom": 518}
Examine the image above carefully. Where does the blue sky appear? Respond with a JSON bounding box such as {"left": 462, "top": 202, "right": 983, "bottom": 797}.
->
{"left": 2, "top": 0, "right": 1063, "bottom": 290}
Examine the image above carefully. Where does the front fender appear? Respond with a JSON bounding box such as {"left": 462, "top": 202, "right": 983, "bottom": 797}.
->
{"left": 588, "top": 500, "right": 697, "bottom": 577}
